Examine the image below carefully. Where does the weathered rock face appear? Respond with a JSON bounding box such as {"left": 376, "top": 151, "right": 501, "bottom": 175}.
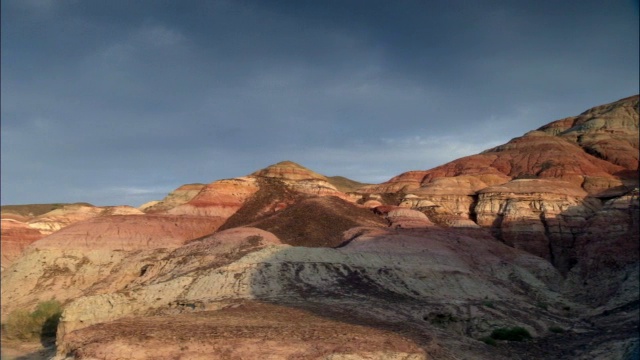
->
{"left": 163, "top": 162, "right": 358, "bottom": 220}
{"left": 385, "top": 208, "right": 434, "bottom": 228}
{"left": 3, "top": 97, "right": 639, "bottom": 360}
{"left": 252, "top": 161, "right": 354, "bottom": 200}
{"left": 565, "top": 189, "right": 640, "bottom": 307}
{"left": 0, "top": 214, "right": 223, "bottom": 317}
{"left": 55, "top": 226, "right": 572, "bottom": 359}
{"left": 0, "top": 219, "right": 45, "bottom": 270}
{"left": 0, "top": 204, "right": 145, "bottom": 269}
{"left": 475, "top": 179, "right": 601, "bottom": 273}
{"left": 399, "top": 175, "right": 496, "bottom": 222}
{"left": 32, "top": 215, "right": 222, "bottom": 251}
{"left": 27, "top": 205, "right": 144, "bottom": 235}
{"left": 167, "top": 177, "right": 261, "bottom": 217}
{"left": 361, "top": 95, "right": 638, "bottom": 197}
{"left": 358, "top": 170, "right": 427, "bottom": 194}
{"left": 538, "top": 95, "right": 639, "bottom": 171}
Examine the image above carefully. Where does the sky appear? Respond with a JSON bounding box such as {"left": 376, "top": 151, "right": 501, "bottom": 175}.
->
{"left": 2, "top": 0, "right": 639, "bottom": 207}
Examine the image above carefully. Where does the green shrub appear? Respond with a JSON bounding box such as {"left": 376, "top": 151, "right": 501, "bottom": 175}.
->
{"left": 490, "top": 327, "right": 532, "bottom": 342}
{"left": 480, "top": 336, "right": 497, "bottom": 346}
{"left": 4, "top": 309, "right": 39, "bottom": 340}
{"left": 4, "top": 300, "right": 63, "bottom": 340}
{"left": 482, "top": 300, "right": 495, "bottom": 309}
{"left": 536, "top": 301, "right": 548, "bottom": 310}
{"left": 549, "top": 326, "right": 565, "bottom": 333}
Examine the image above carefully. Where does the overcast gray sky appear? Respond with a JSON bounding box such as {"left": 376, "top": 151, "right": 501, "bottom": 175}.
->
{"left": 2, "top": 0, "right": 638, "bottom": 206}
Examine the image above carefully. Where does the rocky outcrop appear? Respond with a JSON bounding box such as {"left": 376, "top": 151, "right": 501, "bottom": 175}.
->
{"left": 399, "top": 175, "right": 496, "bottom": 221}
{"left": 475, "top": 179, "right": 600, "bottom": 273}
{"left": 385, "top": 208, "right": 434, "bottom": 228}
{"left": 252, "top": 161, "right": 354, "bottom": 200}
{"left": 538, "top": 95, "right": 639, "bottom": 171}
{"left": 58, "top": 301, "right": 429, "bottom": 360}
{"left": 564, "top": 189, "right": 640, "bottom": 307}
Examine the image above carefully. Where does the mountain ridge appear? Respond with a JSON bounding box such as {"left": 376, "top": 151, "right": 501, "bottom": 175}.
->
{"left": 1, "top": 95, "right": 638, "bottom": 359}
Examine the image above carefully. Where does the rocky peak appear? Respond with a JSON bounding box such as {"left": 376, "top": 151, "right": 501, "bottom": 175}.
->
{"left": 250, "top": 161, "right": 328, "bottom": 181}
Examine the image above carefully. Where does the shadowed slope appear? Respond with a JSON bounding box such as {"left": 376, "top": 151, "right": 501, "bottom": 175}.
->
{"left": 219, "top": 177, "right": 386, "bottom": 247}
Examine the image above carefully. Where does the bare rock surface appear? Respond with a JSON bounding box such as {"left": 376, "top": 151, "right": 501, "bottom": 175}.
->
{"left": 2, "top": 96, "right": 638, "bottom": 359}
{"left": 252, "top": 161, "right": 354, "bottom": 200}
{"left": 1, "top": 204, "right": 144, "bottom": 269}
{"left": 167, "top": 177, "right": 261, "bottom": 217}
{"left": 57, "top": 301, "right": 430, "bottom": 360}
{"left": 363, "top": 95, "right": 638, "bottom": 197}
{"left": 0, "top": 219, "right": 45, "bottom": 271}
{"left": 52, "top": 225, "right": 637, "bottom": 359}
{"left": 139, "top": 183, "right": 206, "bottom": 213}
{"left": 0, "top": 215, "right": 223, "bottom": 317}
{"left": 475, "top": 179, "right": 601, "bottom": 272}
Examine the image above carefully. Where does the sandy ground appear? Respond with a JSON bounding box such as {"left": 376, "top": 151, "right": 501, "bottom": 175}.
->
{"left": 1, "top": 337, "right": 56, "bottom": 360}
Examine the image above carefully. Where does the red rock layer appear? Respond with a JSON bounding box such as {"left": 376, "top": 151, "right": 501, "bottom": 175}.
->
{"left": 365, "top": 95, "right": 639, "bottom": 195}
{"left": 0, "top": 219, "right": 46, "bottom": 270}
{"left": 30, "top": 215, "right": 224, "bottom": 251}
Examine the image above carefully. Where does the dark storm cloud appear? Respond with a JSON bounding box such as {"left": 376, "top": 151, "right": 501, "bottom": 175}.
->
{"left": 1, "top": 0, "right": 638, "bottom": 206}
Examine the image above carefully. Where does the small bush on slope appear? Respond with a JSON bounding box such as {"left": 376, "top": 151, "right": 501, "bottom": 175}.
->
{"left": 490, "top": 327, "right": 532, "bottom": 342}
{"left": 4, "top": 300, "right": 63, "bottom": 340}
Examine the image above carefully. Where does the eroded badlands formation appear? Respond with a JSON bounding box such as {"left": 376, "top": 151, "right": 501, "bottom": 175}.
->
{"left": 1, "top": 95, "right": 638, "bottom": 359}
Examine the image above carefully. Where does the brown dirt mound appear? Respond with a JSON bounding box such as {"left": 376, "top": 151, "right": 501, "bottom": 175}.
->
{"left": 249, "top": 196, "right": 387, "bottom": 247}
{"left": 217, "top": 177, "right": 306, "bottom": 231}
{"left": 60, "top": 301, "right": 426, "bottom": 359}
{"left": 219, "top": 177, "right": 386, "bottom": 247}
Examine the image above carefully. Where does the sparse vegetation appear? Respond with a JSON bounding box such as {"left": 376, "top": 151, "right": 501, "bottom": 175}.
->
{"left": 490, "top": 327, "right": 532, "bottom": 342}
{"left": 480, "top": 336, "right": 497, "bottom": 346}
{"left": 424, "top": 312, "right": 458, "bottom": 326}
{"left": 482, "top": 300, "right": 495, "bottom": 309}
{"left": 536, "top": 301, "right": 548, "bottom": 310}
{"left": 549, "top": 326, "right": 565, "bottom": 333}
{"left": 4, "top": 300, "right": 63, "bottom": 340}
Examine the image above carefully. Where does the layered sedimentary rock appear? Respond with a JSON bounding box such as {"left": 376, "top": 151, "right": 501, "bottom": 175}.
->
{"left": 55, "top": 226, "right": 571, "bottom": 359}
{"left": 0, "top": 214, "right": 223, "bottom": 315}
{"left": 167, "top": 177, "right": 260, "bottom": 218}
{"left": 0, "top": 219, "right": 45, "bottom": 270}
{"left": 252, "top": 161, "right": 353, "bottom": 200}
{"left": 2, "top": 96, "right": 639, "bottom": 360}
{"left": 0, "top": 204, "right": 144, "bottom": 269}
{"left": 140, "top": 183, "right": 206, "bottom": 213}
{"left": 27, "top": 205, "right": 143, "bottom": 235}
{"left": 538, "top": 95, "right": 639, "bottom": 172}
{"left": 384, "top": 208, "right": 434, "bottom": 228}
{"left": 565, "top": 188, "right": 640, "bottom": 307}
{"left": 475, "top": 179, "right": 600, "bottom": 273}
{"left": 399, "top": 175, "right": 496, "bottom": 222}
{"left": 362, "top": 95, "right": 638, "bottom": 197}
